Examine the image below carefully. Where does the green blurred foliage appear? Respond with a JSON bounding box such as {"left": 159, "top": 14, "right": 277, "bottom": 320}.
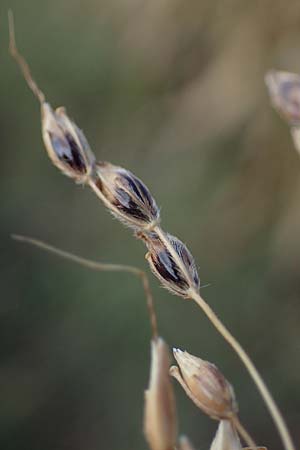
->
{"left": 1, "top": 0, "right": 300, "bottom": 449}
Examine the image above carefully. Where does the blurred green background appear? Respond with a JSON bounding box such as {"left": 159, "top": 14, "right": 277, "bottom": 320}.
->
{"left": 1, "top": 0, "right": 300, "bottom": 449}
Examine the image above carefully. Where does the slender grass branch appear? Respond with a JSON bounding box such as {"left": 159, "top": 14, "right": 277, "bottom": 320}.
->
{"left": 231, "top": 415, "right": 256, "bottom": 449}
{"left": 11, "top": 234, "right": 158, "bottom": 339}
{"left": 8, "top": 11, "right": 45, "bottom": 104}
{"left": 153, "top": 226, "right": 295, "bottom": 450}
{"left": 191, "top": 290, "right": 295, "bottom": 450}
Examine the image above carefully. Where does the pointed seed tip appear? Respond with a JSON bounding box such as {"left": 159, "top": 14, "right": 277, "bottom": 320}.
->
{"left": 173, "top": 348, "right": 182, "bottom": 354}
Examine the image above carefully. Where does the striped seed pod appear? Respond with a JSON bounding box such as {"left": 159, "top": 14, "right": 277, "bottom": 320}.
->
{"left": 170, "top": 348, "right": 237, "bottom": 420}
{"left": 265, "top": 70, "right": 300, "bottom": 126}
{"left": 9, "top": 14, "right": 96, "bottom": 184}
{"left": 91, "top": 162, "right": 160, "bottom": 230}
{"left": 139, "top": 231, "right": 200, "bottom": 297}
{"left": 41, "top": 104, "right": 96, "bottom": 183}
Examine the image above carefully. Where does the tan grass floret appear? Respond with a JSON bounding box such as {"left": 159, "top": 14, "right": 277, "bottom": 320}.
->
{"left": 90, "top": 162, "right": 160, "bottom": 230}
{"left": 139, "top": 231, "right": 200, "bottom": 297}
{"left": 170, "top": 348, "right": 237, "bottom": 420}
{"left": 210, "top": 420, "right": 242, "bottom": 450}
{"left": 144, "top": 338, "right": 177, "bottom": 450}
{"left": 41, "top": 104, "right": 96, "bottom": 183}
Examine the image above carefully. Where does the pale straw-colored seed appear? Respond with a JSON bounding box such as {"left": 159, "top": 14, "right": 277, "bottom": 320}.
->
{"left": 144, "top": 338, "right": 177, "bottom": 450}
{"left": 243, "top": 447, "right": 267, "bottom": 450}
{"left": 170, "top": 348, "right": 237, "bottom": 420}
{"left": 210, "top": 420, "right": 242, "bottom": 450}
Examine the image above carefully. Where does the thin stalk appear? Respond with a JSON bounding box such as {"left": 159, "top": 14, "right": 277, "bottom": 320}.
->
{"left": 191, "top": 291, "right": 294, "bottom": 450}
{"left": 153, "top": 226, "right": 295, "bottom": 450}
{"left": 11, "top": 234, "right": 158, "bottom": 339}
{"left": 231, "top": 415, "right": 256, "bottom": 449}
{"left": 88, "top": 179, "right": 113, "bottom": 210}
{"left": 8, "top": 11, "right": 45, "bottom": 104}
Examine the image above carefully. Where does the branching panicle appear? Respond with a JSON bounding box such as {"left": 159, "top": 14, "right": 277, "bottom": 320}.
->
{"left": 10, "top": 14, "right": 296, "bottom": 450}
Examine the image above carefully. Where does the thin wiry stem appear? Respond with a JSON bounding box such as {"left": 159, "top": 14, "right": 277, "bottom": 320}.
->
{"left": 231, "top": 415, "right": 256, "bottom": 449}
{"left": 88, "top": 179, "right": 114, "bottom": 210}
{"left": 8, "top": 11, "right": 45, "bottom": 105}
{"left": 153, "top": 226, "right": 295, "bottom": 450}
{"left": 191, "top": 291, "right": 294, "bottom": 450}
{"left": 11, "top": 234, "right": 158, "bottom": 339}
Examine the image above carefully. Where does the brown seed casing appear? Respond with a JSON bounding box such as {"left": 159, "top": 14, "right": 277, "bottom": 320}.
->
{"left": 93, "top": 162, "right": 160, "bottom": 230}
{"left": 140, "top": 232, "right": 200, "bottom": 297}
{"left": 8, "top": 14, "right": 96, "bottom": 184}
{"left": 41, "top": 104, "right": 96, "bottom": 183}
{"left": 170, "top": 349, "right": 237, "bottom": 420}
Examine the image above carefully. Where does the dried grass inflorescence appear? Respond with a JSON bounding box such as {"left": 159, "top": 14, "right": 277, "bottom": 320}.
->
{"left": 92, "top": 162, "right": 160, "bottom": 230}
{"left": 144, "top": 338, "right": 177, "bottom": 450}
{"left": 10, "top": 12, "right": 296, "bottom": 450}
{"left": 210, "top": 420, "right": 242, "bottom": 450}
{"left": 139, "top": 231, "right": 200, "bottom": 297}
{"left": 42, "top": 104, "right": 96, "bottom": 183}
{"left": 9, "top": 12, "right": 96, "bottom": 185}
{"left": 170, "top": 348, "right": 237, "bottom": 420}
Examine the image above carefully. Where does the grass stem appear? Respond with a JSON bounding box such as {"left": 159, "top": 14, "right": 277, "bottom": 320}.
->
{"left": 11, "top": 234, "right": 158, "bottom": 339}
{"left": 153, "top": 226, "right": 295, "bottom": 450}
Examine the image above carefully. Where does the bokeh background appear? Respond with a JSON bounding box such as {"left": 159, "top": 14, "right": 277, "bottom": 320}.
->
{"left": 1, "top": 1, "right": 300, "bottom": 449}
